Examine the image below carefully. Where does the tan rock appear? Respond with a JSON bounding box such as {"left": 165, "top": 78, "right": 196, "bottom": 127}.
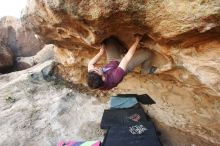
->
{"left": 22, "top": 0, "right": 220, "bottom": 145}
{"left": 22, "top": 0, "right": 220, "bottom": 47}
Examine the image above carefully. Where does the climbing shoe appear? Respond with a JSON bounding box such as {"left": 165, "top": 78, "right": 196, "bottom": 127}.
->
{"left": 148, "top": 66, "right": 157, "bottom": 74}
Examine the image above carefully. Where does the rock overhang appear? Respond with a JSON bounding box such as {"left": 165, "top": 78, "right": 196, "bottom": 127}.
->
{"left": 22, "top": 0, "right": 220, "bottom": 145}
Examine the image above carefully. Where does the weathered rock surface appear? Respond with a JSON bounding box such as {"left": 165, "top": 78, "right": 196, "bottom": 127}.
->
{"left": 0, "top": 61, "right": 106, "bottom": 146}
{"left": 22, "top": 0, "right": 220, "bottom": 145}
{"left": 0, "top": 16, "right": 44, "bottom": 57}
{"left": 0, "top": 61, "right": 213, "bottom": 146}
{"left": 22, "top": 0, "right": 220, "bottom": 48}
{"left": 0, "top": 41, "right": 14, "bottom": 72}
{"left": 16, "top": 44, "right": 55, "bottom": 70}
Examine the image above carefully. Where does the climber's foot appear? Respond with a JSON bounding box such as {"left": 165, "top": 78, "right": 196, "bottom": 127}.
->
{"left": 141, "top": 66, "right": 157, "bottom": 75}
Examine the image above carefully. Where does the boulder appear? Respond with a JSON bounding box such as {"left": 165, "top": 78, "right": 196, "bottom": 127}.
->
{"left": 0, "top": 60, "right": 214, "bottom": 146}
{"left": 0, "top": 16, "right": 44, "bottom": 57}
{"left": 0, "top": 61, "right": 106, "bottom": 146}
{"left": 22, "top": 0, "right": 220, "bottom": 47}
{"left": 21, "top": 0, "right": 220, "bottom": 145}
{"left": 16, "top": 56, "right": 35, "bottom": 70}
{"left": 0, "top": 42, "right": 14, "bottom": 72}
{"left": 34, "top": 44, "right": 55, "bottom": 64}
{"left": 15, "top": 44, "right": 55, "bottom": 70}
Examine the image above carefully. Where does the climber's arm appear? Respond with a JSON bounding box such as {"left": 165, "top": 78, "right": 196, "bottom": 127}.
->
{"left": 118, "top": 36, "right": 141, "bottom": 71}
{"left": 88, "top": 45, "right": 105, "bottom": 71}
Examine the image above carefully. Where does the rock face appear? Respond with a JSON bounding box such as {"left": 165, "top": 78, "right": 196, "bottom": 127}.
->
{"left": 0, "top": 61, "right": 106, "bottom": 146}
{"left": 22, "top": 0, "right": 220, "bottom": 47}
{"left": 0, "top": 41, "right": 14, "bottom": 72}
{"left": 16, "top": 44, "right": 55, "bottom": 70}
{"left": 23, "top": 0, "right": 220, "bottom": 145}
{"left": 0, "top": 16, "right": 44, "bottom": 57}
{"left": 0, "top": 61, "right": 213, "bottom": 146}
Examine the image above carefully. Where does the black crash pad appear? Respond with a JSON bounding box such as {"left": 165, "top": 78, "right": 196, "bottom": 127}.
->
{"left": 102, "top": 121, "right": 161, "bottom": 146}
{"left": 101, "top": 107, "right": 148, "bottom": 129}
{"left": 101, "top": 106, "right": 161, "bottom": 146}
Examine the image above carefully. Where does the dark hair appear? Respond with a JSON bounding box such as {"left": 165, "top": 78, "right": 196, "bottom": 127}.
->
{"left": 87, "top": 71, "right": 104, "bottom": 89}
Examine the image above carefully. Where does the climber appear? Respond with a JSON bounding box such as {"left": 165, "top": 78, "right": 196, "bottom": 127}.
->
{"left": 87, "top": 35, "right": 156, "bottom": 90}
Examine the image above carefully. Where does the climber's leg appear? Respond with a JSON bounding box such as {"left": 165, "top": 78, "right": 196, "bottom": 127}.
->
{"left": 103, "top": 37, "right": 127, "bottom": 63}
{"left": 141, "top": 58, "right": 151, "bottom": 73}
{"left": 126, "top": 49, "right": 153, "bottom": 73}
{"left": 105, "top": 45, "right": 122, "bottom": 62}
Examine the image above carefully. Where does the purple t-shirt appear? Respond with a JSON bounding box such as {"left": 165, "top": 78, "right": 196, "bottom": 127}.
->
{"left": 99, "top": 61, "right": 126, "bottom": 90}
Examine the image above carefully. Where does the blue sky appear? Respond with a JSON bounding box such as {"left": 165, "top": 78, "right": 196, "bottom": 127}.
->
{"left": 0, "top": 0, "right": 28, "bottom": 18}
